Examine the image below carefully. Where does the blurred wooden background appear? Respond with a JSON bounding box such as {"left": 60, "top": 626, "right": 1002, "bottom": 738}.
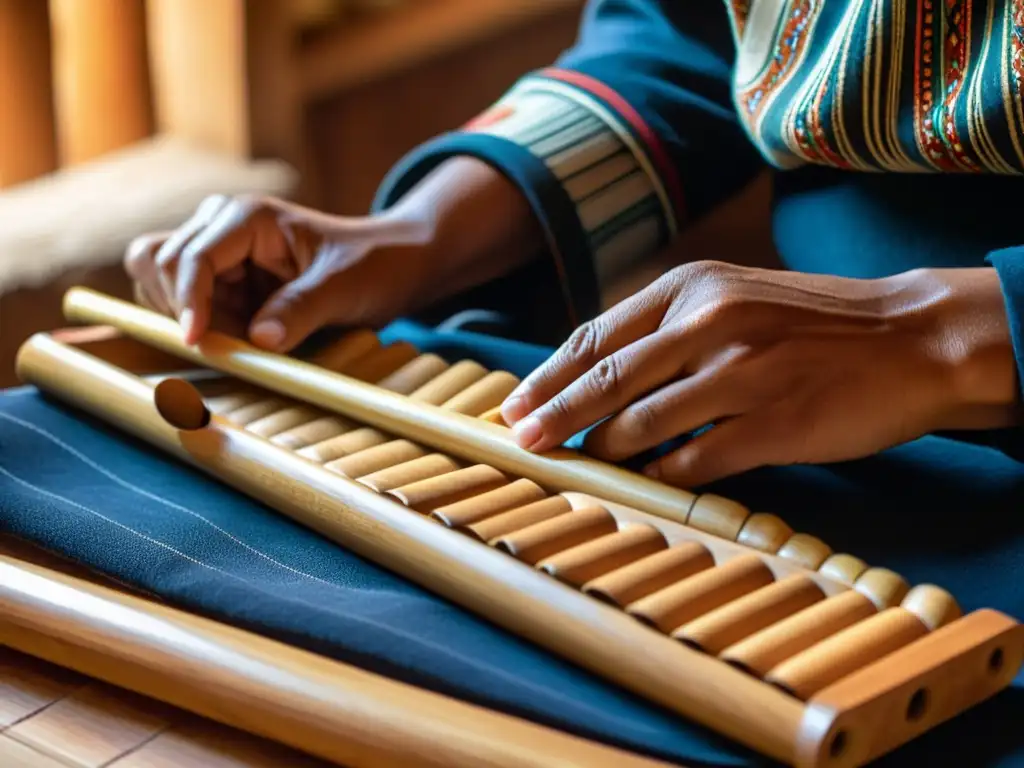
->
{"left": 0, "top": 0, "right": 584, "bottom": 386}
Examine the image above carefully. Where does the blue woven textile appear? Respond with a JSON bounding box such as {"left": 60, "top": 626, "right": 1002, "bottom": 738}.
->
{"left": 0, "top": 321, "right": 1021, "bottom": 767}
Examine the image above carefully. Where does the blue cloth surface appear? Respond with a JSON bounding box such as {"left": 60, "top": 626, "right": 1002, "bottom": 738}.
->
{"left": 1, "top": 322, "right": 1022, "bottom": 767}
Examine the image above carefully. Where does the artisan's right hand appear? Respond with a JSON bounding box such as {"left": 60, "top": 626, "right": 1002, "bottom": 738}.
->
{"left": 123, "top": 157, "right": 543, "bottom": 352}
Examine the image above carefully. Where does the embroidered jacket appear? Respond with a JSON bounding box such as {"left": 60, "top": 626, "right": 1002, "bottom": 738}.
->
{"left": 374, "top": 0, "right": 1024, "bottom": 413}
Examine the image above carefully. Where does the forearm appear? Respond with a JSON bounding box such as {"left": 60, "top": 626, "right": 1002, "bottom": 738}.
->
{"left": 381, "top": 156, "right": 545, "bottom": 309}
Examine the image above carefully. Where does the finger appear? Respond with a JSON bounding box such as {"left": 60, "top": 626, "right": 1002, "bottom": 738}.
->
{"left": 123, "top": 232, "right": 171, "bottom": 280}
{"left": 153, "top": 195, "right": 229, "bottom": 317}
{"left": 502, "top": 282, "right": 672, "bottom": 428}
{"left": 509, "top": 329, "right": 689, "bottom": 452}
{"left": 642, "top": 413, "right": 782, "bottom": 488}
{"left": 176, "top": 198, "right": 293, "bottom": 344}
{"left": 132, "top": 282, "right": 165, "bottom": 314}
{"left": 583, "top": 355, "right": 748, "bottom": 462}
{"left": 247, "top": 257, "right": 343, "bottom": 352}
{"left": 124, "top": 233, "right": 172, "bottom": 314}
{"left": 174, "top": 199, "right": 261, "bottom": 343}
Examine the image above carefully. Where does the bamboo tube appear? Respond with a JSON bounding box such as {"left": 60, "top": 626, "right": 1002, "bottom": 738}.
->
{"left": 61, "top": 288, "right": 700, "bottom": 528}
{"left": 564, "top": 494, "right": 849, "bottom": 599}
{"left": 431, "top": 479, "right": 547, "bottom": 529}
{"left": 0, "top": 557, "right": 677, "bottom": 768}
{"left": 271, "top": 415, "right": 357, "bottom": 450}
{"left": 582, "top": 542, "right": 715, "bottom": 608}
{"left": 469, "top": 497, "right": 572, "bottom": 541}
{"left": 358, "top": 454, "right": 461, "bottom": 493}
{"left": 15, "top": 333, "right": 810, "bottom": 765}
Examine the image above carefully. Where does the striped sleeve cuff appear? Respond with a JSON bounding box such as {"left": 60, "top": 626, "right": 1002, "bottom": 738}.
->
{"left": 373, "top": 68, "right": 686, "bottom": 323}
{"left": 976, "top": 248, "right": 1024, "bottom": 461}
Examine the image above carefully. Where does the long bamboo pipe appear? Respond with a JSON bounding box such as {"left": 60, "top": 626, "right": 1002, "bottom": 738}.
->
{"left": 0, "top": 555, "right": 677, "bottom": 768}
{"left": 15, "top": 331, "right": 818, "bottom": 766}
{"left": 60, "top": 287, "right": 700, "bottom": 527}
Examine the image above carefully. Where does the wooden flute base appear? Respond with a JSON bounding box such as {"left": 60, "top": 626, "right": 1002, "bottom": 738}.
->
{"left": 7, "top": 295, "right": 1024, "bottom": 768}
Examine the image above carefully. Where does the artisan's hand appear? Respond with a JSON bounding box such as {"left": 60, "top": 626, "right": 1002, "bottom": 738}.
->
{"left": 501, "top": 262, "right": 1019, "bottom": 487}
{"left": 124, "top": 157, "right": 543, "bottom": 352}
{"left": 125, "top": 194, "right": 433, "bottom": 349}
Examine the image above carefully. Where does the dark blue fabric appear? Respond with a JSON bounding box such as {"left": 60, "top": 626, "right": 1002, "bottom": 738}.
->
{"left": 0, "top": 321, "right": 1022, "bottom": 767}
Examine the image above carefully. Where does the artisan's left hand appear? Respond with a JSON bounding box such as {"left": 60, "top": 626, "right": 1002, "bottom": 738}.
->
{"left": 501, "top": 261, "right": 1018, "bottom": 487}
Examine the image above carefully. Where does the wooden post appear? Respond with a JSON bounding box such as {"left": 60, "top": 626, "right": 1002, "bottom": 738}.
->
{"left": 0, "top": 0, "right": 57, "bottom": 188}
{"left": 144, "top": 0, "right": 305, "bottom": 192}
{"left": 49, "top": 0, "right": 154, "bottom": 166}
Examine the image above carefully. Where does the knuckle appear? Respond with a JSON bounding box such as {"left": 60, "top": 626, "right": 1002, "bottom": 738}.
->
{"left": 677, "top": 260, "right": 736, "bottom": 295}
{"left": 544, "top": 393, "right": 574, "bottom": 425}
{"left": 232, "top": 193, "right": 273, "bottom": 221}
{"left": 619, "top": 399, "right": 657, "bottom": 441}
{"left": 587, "top": 356, "right": 623, "bottom": 397}
{"left": 154, "top": 246, "right": 178, "bottom": 271}
{"left": 706, "top": 295, "right": 745, "bottom": 323}
{"left": 124, "top": 235, "right": 158, "bottom": 272}
{"left": 197, "top": 193, "right": 229, "bottom": 215}
{"left": 565, "top": 321, "right": 601, "bottom": 367}
{"left": 668, "top": 259, "right": 720, "bottom": 284}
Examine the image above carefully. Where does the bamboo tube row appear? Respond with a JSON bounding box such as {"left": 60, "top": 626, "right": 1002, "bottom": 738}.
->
{"left": 14, "top": 332, "right": 814, "bottom": 766}
{"left": 61, "top": 287, "right": 885, "bottom": 581}
{"left": 54, "top": 291, "right": 984, "bottom": 705}
{"left": 15, "top": 287, "right": 1022, "bottom": 767}
{"left": 163, "top": 332, "right": 970, "bottom": 706}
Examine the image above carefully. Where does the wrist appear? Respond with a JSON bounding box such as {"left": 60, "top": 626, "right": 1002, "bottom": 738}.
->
{"left": 383, "top": 156, "right": 544, "bottom": 292}
{"left": 887, "top": 267, "right": 1020, "bottom": 429}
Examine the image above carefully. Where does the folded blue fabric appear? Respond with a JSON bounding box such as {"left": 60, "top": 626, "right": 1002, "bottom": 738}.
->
{"left": 0, "top": 322, "right": 1021, "bottom": 767}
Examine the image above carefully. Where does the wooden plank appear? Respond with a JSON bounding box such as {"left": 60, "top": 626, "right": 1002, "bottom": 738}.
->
{"left": 0, "top": 544, "right": 332, "bottom": 766}
{"left": 0, "top": 735, "right": 67, "bottom": 768}
{"left": 300, "top": 0, "right": 584, "bottom": 99}
{"left": 6, "top": 684, "right": 177, "bottom": 767}
{"left": 110, "top": 717, "right": 332, "bottom": 768}
{"left": 307, "top": 1, "right": 579, "bottom": 214}
{"left": 0, "top": 646, "right": 332, "bottom": 767}
{"left": 0, "top": 648, "right": 85, "bottom": 728}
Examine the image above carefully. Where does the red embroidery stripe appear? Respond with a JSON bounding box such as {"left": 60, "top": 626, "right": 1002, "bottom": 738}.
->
{"left": 464, "top": 104, "right": 516, "bottom": 131}
{"left": 538, "top": 67, "right": 686, "bottom": 224}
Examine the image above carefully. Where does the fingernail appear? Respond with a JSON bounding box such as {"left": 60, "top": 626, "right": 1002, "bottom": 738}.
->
{"left": 501, "top": 395, "right": 529, "bottom": 424}
{"left": 512, "top": 415, "right": 544, "bottom": 450}
{"left": 250, "top": 319, "right": 285, "bottom": 349}
{"left": 179, "top": 308, "right": 195, "bottom": 341}
{"left": 643, "top": 464, "right": 662, "bottom": 480}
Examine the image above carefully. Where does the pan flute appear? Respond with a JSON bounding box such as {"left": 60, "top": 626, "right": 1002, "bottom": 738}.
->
{"left": 8, "top": 286, "right": 1023, "bottom": 768}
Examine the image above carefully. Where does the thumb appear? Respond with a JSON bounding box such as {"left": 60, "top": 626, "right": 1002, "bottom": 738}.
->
{"left": 248, "top": 263, "right": 342, "bottom": 352}
{"left": 643, "top": 416, "right": 775, "bottom": 488}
